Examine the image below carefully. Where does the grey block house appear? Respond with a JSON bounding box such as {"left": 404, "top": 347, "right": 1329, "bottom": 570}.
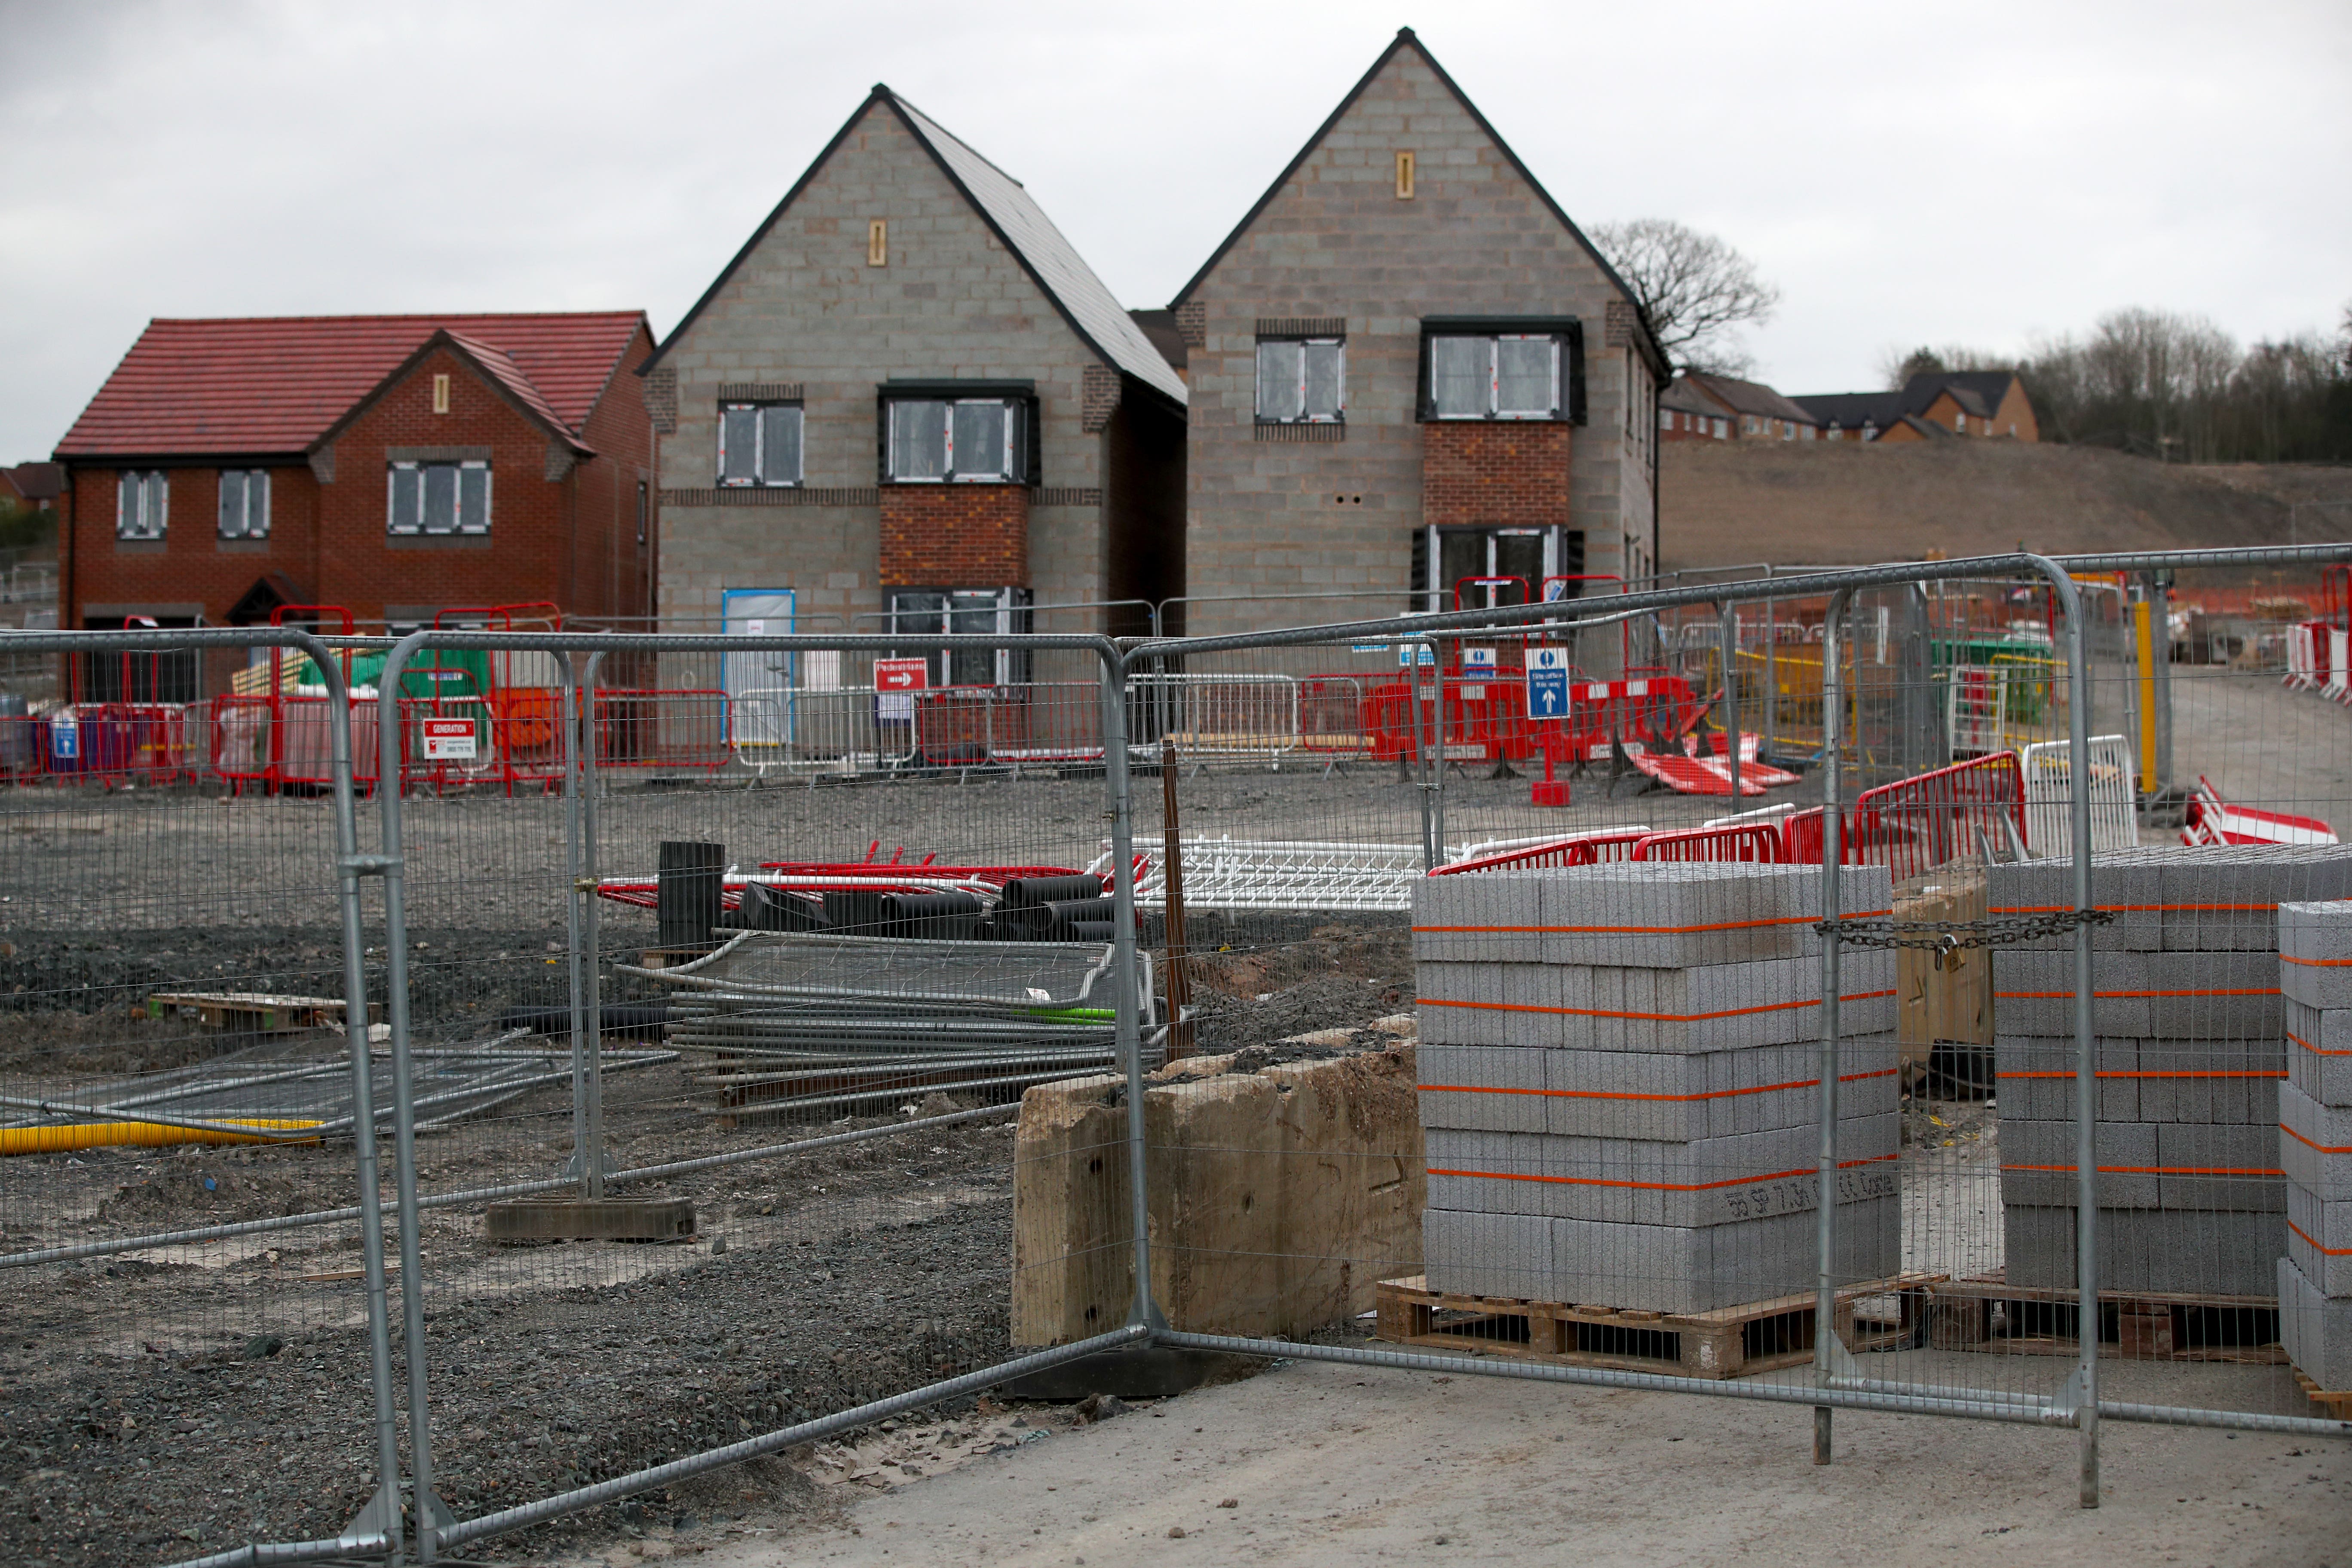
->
{"left": 640, "top": 86, "right": 1187, "bottom": 680}
{"left": 1165, "top": 30, "right": 1668, "bottom": 641}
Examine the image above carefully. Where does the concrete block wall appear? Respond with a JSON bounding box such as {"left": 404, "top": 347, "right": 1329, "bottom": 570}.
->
{"left": 1991, "top": 846, "right": 2352, "bottom": 1299}
{"left": 2280, "top": 898, "right": 2352, "bottom": 1387}
{"left": 1413, "top": 861, "right": 1899, "bottom": 1315}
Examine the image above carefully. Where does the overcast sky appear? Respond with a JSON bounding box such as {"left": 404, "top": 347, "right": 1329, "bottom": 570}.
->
{"left": 3, "top": 0, "right": 2347, "bottom": 461}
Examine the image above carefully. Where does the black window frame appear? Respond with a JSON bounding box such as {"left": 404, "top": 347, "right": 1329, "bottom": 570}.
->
{"left": 876, "top": 379, "right": 1039, "bottom": 485}
{"left": 1253, "top": 334, "right": 1347, "bottom": 425}
{"left": 716, "top": 400, "right": 805, "bottom": 488}
{"left": 885, "top": 585, "right": 1035, "bottom": 688}
{"left": 386, "top": 459, "right": 492, "bottom": 537}
{"left": 1416, "top": 316, "right": 1585, "bottom": 425}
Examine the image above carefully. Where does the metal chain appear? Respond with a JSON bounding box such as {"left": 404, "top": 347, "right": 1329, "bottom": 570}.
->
{"left": 1815, "top": 907, "right": 2116, "bottom": 952}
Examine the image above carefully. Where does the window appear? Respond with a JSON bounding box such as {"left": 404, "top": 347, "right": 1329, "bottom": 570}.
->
{"left": 887, "top": 587, "right": 1032, "bottom": 687}
{"left": 1256, "top": 337, "right": 1344, "bottom": 423}
{"left": 1394, "top": 150, "right": 1415, "bottom": 199}
{"left": 1658, "top": 408, "right": 1674, "bottom": 432}
{"left": 217, "top": 469, "right": 270, "bottom": 539}
{"left": 1712, "top": 418, "right": 1728, "bottom": 439}
{"left": 868, "top": 219, "right": 888, "bottom": 266}
{"left": 1421, "top": 321, "right": 1577, "bottom": 421}
{"left": 116, "top": 471, "right": 168, "bottom": 540}
{"left": 387, "top": 460, "right": 490, "bottom": 536}
{"left": 1412, "top": 524, "right": 1583, "bottom": 613}
{"left": 884, "top": 396, "right": 1027, "bottom": 483}
{"left": 719, "top": 402, "right": 803, "bottom": 487}
{"left": 432, "top": 373, "right": 451, "bottom": 415}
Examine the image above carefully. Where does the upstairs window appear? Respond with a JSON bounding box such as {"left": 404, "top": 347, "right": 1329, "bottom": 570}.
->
{"left": 217, "top": 469, "right": 270, "bottom": 539}
{"left": 117, "top": 471, "right": 168, "bottom": 539}
{"left": 719, "top": 401, "right": 803, "bottom": 487}
{"left": 1256, "top": 337, "right": 1344, "bottom": 423}
{"left": 883, "top": 394, "right": 1029, "bottom": 483}
{"left": 1421, "top": 320, "right": 1578, "bottom": 421}
{"left": 388, "top": 459, "right": 491, "bottom": 536}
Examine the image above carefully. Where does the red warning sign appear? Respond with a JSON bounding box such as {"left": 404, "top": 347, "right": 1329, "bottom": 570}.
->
{"left": 873, "top": 658, "right": 930, "bottom": 693}
{"left": 421, "top": 718, "right": 477, "bottom": 760}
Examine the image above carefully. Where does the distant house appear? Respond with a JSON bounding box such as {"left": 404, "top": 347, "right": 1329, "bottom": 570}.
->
{"left": 638, "top": 86, "right": 1188, "bottom": 668}
{"left": 1167, "top": 29, "right": 1669, "bottom": 631}
{"left": 1793, "top": 371, "right": 2039, "bottom": 442}
{"left": 51, "top": 311, "right": 656, "bottom": 698}
{"left": 1659, "top": 372, "right": 1821, "bottom": 443}
{"left": 2, "top": 462, "right": 62, "bottom": 512}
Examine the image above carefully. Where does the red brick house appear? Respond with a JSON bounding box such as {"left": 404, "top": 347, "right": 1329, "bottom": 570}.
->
{"left": 52, "top": 312, "right": 655, "bottom": 697}
{"left": 1658, "top": 372, "right": 1822, "bottom": 442}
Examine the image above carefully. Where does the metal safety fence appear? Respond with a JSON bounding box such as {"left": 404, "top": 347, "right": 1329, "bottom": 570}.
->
{"left": 3, "top": 544, "right": 2352, "bottom": 1568}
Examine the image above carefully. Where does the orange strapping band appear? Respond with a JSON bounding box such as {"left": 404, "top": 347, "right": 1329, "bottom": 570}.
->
{"left": 1429, "top": 1152, "right": 1897, "bottom": 1194}
{"left": 2281, "top": 1122, "right": 2352, "bottom": 1155}
{"left": 1991, "top": 903, "right": 2274, "bottom": 915}
{"left": 2288, "top": 1218, "right": 2352, "bottom": 1257}
{"left": 1418, "top": 1068, "right": 1897, "bottom": 1104}
{"left": 1994, "top": 988, "right": 2278, "bottom": 1000}
{"left": 1997, "top": 1070, "right": 2284, "bottom": 1081}
{"left": 2003, "top": 1164, "right": 2286, "bottom": 1177}
{"left": 1419, "top": 989, "right": 1896, "bottom": 1024}
{"left": 2289, "top": 1029, "right": 2352, "bottom": 1058}
{"left": 2282, "top": 953, "right": 2352, "bottom": 969}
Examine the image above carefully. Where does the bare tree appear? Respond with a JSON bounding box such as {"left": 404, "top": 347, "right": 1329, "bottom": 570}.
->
{"left": 1875, "top": 343, "right": 2014, "bottom": 390}
{"left": 1589, "top": 219, "right": 1779, "bottom": 376}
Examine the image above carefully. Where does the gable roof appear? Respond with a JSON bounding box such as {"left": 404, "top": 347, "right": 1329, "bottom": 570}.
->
{"left": 1168, "top": 28, "right": 1666, "bottom": 383}
{"left": 308, "top": 329, "right": 594, "bottom": 456}
{"left": 3, "top": 462, "right": 61, "bottom": 502}
{"left": 1678, "top": 372, "right": 1819, "bottom": 427}
{"left": 1791, "top": 390, "right": 1904, "bottom": 430}
{"left": 54, "top": 312, "right": 649, "bottom": 459}
{"left": 1660, "top": 379, "right": 1722, "bottom": 418}
{"left": 641, "top": 89, "right": 1185, "bottom": 406}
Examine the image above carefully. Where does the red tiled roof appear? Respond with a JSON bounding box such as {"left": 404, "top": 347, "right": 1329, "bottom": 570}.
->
{"left": 54, "top": 312, "right": 649, "bottom": 458}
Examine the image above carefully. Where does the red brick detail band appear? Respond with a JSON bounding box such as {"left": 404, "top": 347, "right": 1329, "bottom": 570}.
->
{"left": 878, "top": 484, "right": 1028, "bottom": 588}
{"left": 1421, "top": 420, "right": 1572, "bottom": 532}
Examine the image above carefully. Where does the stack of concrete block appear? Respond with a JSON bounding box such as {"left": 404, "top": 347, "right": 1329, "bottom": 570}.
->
{"left": 1990, "top": 845, "right": 2352, "bottom": 1298}
{"left": 1413, "top": 861, "right": 1900, "bottom": 1315}
{"left": 2278, "top": 898, "right": 2352, "bottom": 1392}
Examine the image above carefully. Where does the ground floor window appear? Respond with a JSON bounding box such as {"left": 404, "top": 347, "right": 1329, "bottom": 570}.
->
{"left": 77, "top": 616, "right": 199, "bottom": 703}
{"left": 1411, "top": 525, "right": 1585, "bottom": 612}
{"left": 887, "top": 587, "right": 1032, "bottom": 686}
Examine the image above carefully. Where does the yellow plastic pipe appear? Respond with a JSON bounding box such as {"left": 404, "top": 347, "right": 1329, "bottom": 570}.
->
{"left": 0, "top": 1118, "right": 323, "bottom": 1156}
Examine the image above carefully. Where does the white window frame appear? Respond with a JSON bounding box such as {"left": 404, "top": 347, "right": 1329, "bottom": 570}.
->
{"left": 217, "top": 468, "right": 270, "bottom": 539}
{"left": 717, "top": 401, "right": 804, "bottom": 488}
{"left": 1428, "top": 334, "right": 1563, "bottom": 421}
{"left": 386, "top": 459, "right": 493, "bottom": 537}
{"left": 1254, "top": 337, "right": 1346, "bottom": 424}
{"left": 117, "top": 470, "right": 168, "bottom": 540}
{"left": 885, "top": 398, "right": 1023, "bottom": 484}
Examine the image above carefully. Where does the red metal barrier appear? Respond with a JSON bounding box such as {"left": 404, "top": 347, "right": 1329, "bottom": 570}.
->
{"left": 1853, "top": 751, "right": 2024, "bottom": 881}
{"left": 1631, "top": 824, "right": 1786, "bottom": 863}
{"left": 1427, "top": 836, "right": 1598, "bottom": 876}
{"left": 1360, "top": 668, "right": 1702, "bottom": 767}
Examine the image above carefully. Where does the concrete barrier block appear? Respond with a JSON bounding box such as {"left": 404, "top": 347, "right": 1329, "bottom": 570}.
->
{"left": 2282, "top": 1080, "right": 2352, "bottom": 1200}
{"left": 1422, "top": 1206, "right": 1556, "bottom": 1301}
{"left": 2007, "top": 1206, "right": 2283, "bottom": 1295}
{"left": 2001, "top": 1118, "right": 2160, "bottom": 1207}
{"left": 2280, "top": 1256, "right": 2352, "bottom": 1388}
{"left": 1417, "top": 1044, "right": 1549, "bottom": 1133}
{"left": 2287, "top": 998, "right": 2352, "bottom": 1106}
{"left": 2155, "top": 1122, "right": 2288, "bottom": 1211}
{"left": 1998, "top": 1038, "right": 2142, "bottom": 1122}
{"left": 2287, "top": 1182, "right": 2352, "bottom": 1298}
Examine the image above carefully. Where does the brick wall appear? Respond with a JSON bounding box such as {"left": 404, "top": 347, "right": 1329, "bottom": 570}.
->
{"left": 878, "top": 484, "right": 1027, "bottom": 587}
{"left": 1421, "top": 422, "right": 1571, "bottom": 530}
{"left": 64, "top": 338, "right": 655, "bottom": 642}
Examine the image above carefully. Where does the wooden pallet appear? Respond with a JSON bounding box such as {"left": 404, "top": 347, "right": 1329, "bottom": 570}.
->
{"left": 1926, "top": 1272, "right": 2285, "bottom": 1363}
{"left": 146, "top": 991, "right": 379, "bottom": 1032}
{"left": 2292, "top": 1368, "right": 2352, "bottom": 1419}
{"left": 1373, "top": 1272, "right": 1942, "bottom": 1381}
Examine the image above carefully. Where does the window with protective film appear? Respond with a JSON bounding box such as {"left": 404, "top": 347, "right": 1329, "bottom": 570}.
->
{"left": 1419, "top": 317, "right": 1583, "bottom": 423}
{"left": 1255, "top": 337, "right": 1344, "bottom": 423}
{"left": 718, "top": 402, "right": 803, "bottom": 487}
{"left": 881, "top": 390, "right": 1032, "bottom": 484}
{"left": 886, "top": 587, "right": 1033, "bottom": 687}
{"left": 387, "top": 460, "right": 491, "bottom": 536}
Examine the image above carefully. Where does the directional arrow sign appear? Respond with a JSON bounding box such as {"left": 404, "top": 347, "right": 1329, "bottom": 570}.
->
{"left": 1525, "top": 646, "right": 1572, "bottom": 720}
